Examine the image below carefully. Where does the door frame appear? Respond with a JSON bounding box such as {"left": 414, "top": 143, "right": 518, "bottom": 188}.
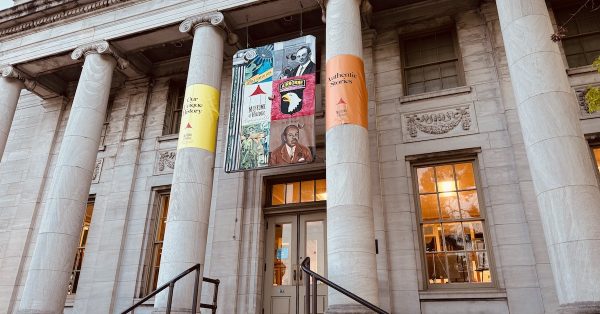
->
{"left": 263, "top": 209, "right": 327, "bottom": 314}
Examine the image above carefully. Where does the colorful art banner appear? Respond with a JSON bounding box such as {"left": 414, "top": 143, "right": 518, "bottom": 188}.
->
{"left": 225, "top": 35, "right": 317, "bottom": 172}
{"left": 177, "top": 84, "right": 220, "bottom": 152}
{"left": 325, "top": 54, "right": 368, "bottom": 131}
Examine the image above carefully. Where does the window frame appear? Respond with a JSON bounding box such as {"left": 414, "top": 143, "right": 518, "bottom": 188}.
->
{"left": 263, "top": 171, "right": 327, "bottom": 214}
{"left": 411, "top": 156, "right": 497, "bottom": 290}
{"left": 163, "top": 80, "right": 186, "bottom": 135}
{"left": 553, "top": 1, "right": 600, "bottom": 68}
{"left": 589, "top": 143, "right": 600, "bottom": 181}
{"left": 67, "top": 195, "right": 95, "bottom": 296}
{"left": 399, "top": 25, "right": 466, "bottom": 96}
{"left": 140, "top": 186, "right": 172, "bottom": 296}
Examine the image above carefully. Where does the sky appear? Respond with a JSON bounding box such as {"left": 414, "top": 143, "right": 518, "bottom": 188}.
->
{"left": 0, "top": 0, "right": 12, "bottom": 10}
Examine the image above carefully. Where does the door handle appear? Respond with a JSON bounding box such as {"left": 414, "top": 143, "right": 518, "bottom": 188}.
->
{"left": 293, "top": 269, "right": 297, "bottom": 281}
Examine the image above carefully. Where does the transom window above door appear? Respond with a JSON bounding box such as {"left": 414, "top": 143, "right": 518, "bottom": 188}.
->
{"left": 269, "top": 177, "right": 326, "bottom": 206}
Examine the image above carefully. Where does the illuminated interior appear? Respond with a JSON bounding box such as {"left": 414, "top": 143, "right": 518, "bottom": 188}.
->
{"left": 417, "top": 162, "right": 491, "bottom": 284}
{"left": 149, "top": 194, "right": 170, "bottom": 292}
{"left": 271, "top": 178, "right": 326, "bottom": 205}
{"left": 67, "top": 200, "right": 95, "bottom": 295}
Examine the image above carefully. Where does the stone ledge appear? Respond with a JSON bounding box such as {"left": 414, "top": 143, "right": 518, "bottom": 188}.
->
{"left": 567, "top": 65, "right": 597, "bottom": 76}
{"left": 419, "top": 289, "right": 507, "bottom": 301}
{"left": 400, "top": 85, "right": 472, "bottom": 104}
{"left": 157, "top": 133, "right": 179, "bottom": 142}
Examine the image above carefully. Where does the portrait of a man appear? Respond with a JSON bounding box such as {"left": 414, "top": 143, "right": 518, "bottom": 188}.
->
{"left": 288, "top": 46, "right": 317, "bottom": 77}
{"left": 269, "top": 124, "right": 313, "bottom": 165}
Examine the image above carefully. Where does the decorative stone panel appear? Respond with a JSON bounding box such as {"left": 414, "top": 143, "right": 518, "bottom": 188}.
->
{"left": 401, "top": 103, "right": 478, "bottom": 142}
{"left": 154, "top": 149, "right": 176, "bottom": 175}
{"left": 92, "top": 159, "right": 103, "bottom": 184}
{"left": 575, "top": 86, "right": 600, "bottom": 119}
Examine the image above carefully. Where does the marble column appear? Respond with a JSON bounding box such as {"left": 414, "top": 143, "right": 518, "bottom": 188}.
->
{"left": 325, "top": 0, "right": 379, "bottom": 312}
{"left": 0, "top": 66, "right": 33, "bottom": 161}
{"left": 18, "top": 41, "right": 126, "bottom": 314}
{"left": 153, "top": 12, "right": 235, "bottom": 313}
{"left": 496, "top": 1, "right": 600, "bottom": 313}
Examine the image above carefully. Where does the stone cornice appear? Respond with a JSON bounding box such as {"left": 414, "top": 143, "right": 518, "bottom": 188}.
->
{"left": 0, "top": 0, "right": 131, "bottom": 38}
{"left": 1, "top": 65, "right": 37, "bottom": 90}
{"left": 71, "top": 40, "right": 129, "bottom": 70}
{"left": 179, "top": 12, "right": 238, "bottom": 45}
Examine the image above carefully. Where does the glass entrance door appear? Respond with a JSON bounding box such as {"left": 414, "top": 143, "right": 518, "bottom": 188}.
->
{"left": 264, "top": 212, "right": 327, "bottom": 314}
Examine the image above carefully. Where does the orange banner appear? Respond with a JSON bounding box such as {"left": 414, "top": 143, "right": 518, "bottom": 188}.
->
{"left": 325, "top": 54, "right": 368, "bottom": 130}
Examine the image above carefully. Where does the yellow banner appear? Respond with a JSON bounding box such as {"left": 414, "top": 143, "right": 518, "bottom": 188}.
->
{"left": 177, "top": 84, "right": 220, "bottom": 152}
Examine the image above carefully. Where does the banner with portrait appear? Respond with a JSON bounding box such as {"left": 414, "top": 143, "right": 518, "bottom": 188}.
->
{"left": 225, "top": 35, "right": 316, "bottom": 172}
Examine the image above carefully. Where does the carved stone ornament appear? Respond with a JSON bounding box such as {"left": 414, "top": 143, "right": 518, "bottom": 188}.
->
{"left": 71, "top": 40, "right": 129, "bottom": 70}
{"left": 575, "top": 86, "right": 600, "bottom": 119}
{"left": 179, "top": 12, "right": 238, "bottom": 45}
{"left": 92, "top": 159, "right": 104, "bottom": 184}
{"left": 0, "top": 0, "right": 131, "bottom": 37}
{"left": 154, "top": 150, "right": 177, "bottom": 175}
{"left": 402, "top": 104, "right": 478, "bottom": 142}
{"left": 0, "top": 65, "right": 37, "bottom": 90}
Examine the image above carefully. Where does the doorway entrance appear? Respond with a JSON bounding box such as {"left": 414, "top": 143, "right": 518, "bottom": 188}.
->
{"left": 264, "top": 212, "right": 328, "bottom": 314}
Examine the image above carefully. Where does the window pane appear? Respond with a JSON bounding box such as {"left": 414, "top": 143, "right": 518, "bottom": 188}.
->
{"left": 442, "top": 76, "right": 458, "bottom": 89}
{"left": 285, "top": 182, "right": 300, "bottom": 204}
{"left": 435, "top": 165, "right": 455, "bottom": 192}
{"left": 273, "top": 223, "right": 292, "bottom": 286}
{"left": 306, "top": 220, "right": 325, "bottom": 284}
{"left": 426, "top": 253, "right": 448, "bottom": 284}
{"left": 463, "top": 221, "right": 486, "bottom": 251}
{"left": 315, "top": 179, "right": 327, "bottom": 201}
{"left": 423, "top": 223, "right": 443, "bottom": 252}
{"left": 440, "top": 62, "right": 457, "bottom": 77}
{"left": 272, "top": 184, "right": 285, "bottom": 205}
{"left": 567, "top": 54, "right": 588, "bottom": 68}
{"left": 408, "top": 82, "right": 425, "bottom": 95}
{"left": 301, "top": 180, "right": 315, "bottom": 202}
{"left": 439, "top": 192, "right": 460, "bottom": 220}
{"left": 447, "top": 252, "right": 469, "bottom": 283}
{"left": 406, "top": 68, "right": 424, "bottom": 84}
{"left": 420, "top": 194, "right": 440, "bottom": 221}
{"left": 423, "top": 65, "right": 441, "bottom": 81}
{"left": 156, "top": 196, "right": 169, "bottom": 241}
{"left": 442, "top": 223, "right": 464, "bottom": 251}
{"left": 468, "top": 251, "right": 492, "bottom": 283}
{"left": 459, "top": 190, "right": 480, "bottom": 218}
{"left": 438, "top": 43, "right": 456, "bottom": 60}
{"left": 455, "top": 163, "right": 476, "bottom": 190}
{"left": 425, "top": 79, "right": 442, "bottom": 92}
{"left": 417, "top": 167, "right": 436, "bottom": 193}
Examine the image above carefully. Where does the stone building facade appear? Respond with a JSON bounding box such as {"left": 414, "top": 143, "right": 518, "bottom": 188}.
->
{"left": 1, "top": 0, "right": 600, "bottom": 313}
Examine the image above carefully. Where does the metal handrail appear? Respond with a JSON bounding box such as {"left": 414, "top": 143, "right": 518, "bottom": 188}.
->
{"left": 121, "top": 264, "right": 220, "bottom": 314}
{"left": 300, "top": 257, "right": 388, "bottom": 314}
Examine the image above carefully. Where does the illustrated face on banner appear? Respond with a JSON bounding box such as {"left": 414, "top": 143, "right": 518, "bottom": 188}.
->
{"left": 225, "top": 35, "right": 317, "bottom": 172}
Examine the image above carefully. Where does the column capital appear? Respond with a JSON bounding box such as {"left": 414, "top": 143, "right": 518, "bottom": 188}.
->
{"left": 71, "top": 40, "right": 128, "bottom": 70}
{"left": 1, "top": 65, "right": 37, "bottom": 90}
{"left": 179, "top": 12, "right": 238, "bottom": 45}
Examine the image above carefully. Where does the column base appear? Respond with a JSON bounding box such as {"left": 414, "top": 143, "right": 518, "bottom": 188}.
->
{"left": 326, "top": 304, "right": 375, "bottom": 314}
{"left": 558, "top": 302, "right": 600, "bottom": 314}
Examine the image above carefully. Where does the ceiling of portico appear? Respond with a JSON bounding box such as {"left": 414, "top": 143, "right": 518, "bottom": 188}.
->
{"left": 12, "top": 0, "right": 430, "bottom": 98}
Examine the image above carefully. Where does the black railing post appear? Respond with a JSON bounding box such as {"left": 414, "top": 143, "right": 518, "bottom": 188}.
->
{"left": 212, "top": 279, "right": 220, "bottom": 314}
{"left": 166, "top": 282, "right": 175, "bottom": 314}
{"left": 304, "top": 258, "right": 310, "bottom": 314}
{"left": 192, "top": 268, "right": 200, "bottom": 314}
{"left": 300, "top": 257, "right": 389, "bottom": 314}
{"left": 312, "top": 277, "right": 317, "bottom": 314}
